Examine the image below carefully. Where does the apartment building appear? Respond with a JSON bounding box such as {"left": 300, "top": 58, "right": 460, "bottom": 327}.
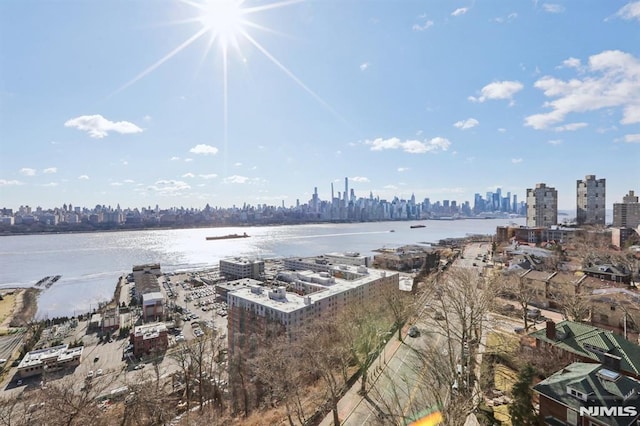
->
{"left": 526, "top": 183, "right": 558, "bottom": 227}
{"left": 220, "top": 258, "right": 265, "bottom": 280}
{"left": 130, "top": 322, "right": 168, "bottom": 357}
{"left": 613, "top": 190, "right": 640, "bottom": 228}
{"left": 227, "top": 266, "right": 399, "bottom": 354}
{"left": 576, "top": 175, "right": 606, "bottom": 226}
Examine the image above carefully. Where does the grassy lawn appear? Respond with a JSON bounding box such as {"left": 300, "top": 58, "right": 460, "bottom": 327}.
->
{"left": 486, "top": 331, "right": 519, "bottom": 355}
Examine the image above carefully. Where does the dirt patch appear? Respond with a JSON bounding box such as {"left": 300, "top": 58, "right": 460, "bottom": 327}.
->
{"left": 0, "top": 292, "right": 17, "bottom": 326}
{"left": 9, "top": 288, "right": 40, "bottom": 327}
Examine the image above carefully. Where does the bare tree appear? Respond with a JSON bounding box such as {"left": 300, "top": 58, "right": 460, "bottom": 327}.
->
{"left": 379, "top": 283, "right": 415, "bottom": 343}
{"left": 338, "top": 300, "right": 391, "bottom": 396}
{"left": 499, "top": 271, "right": 539, "bottom": 331}
{"left": 250, "top": 332, "right": 310, "bottom": 426}
{"left": 297, "top": 321, "right": 351, "bottom": 426}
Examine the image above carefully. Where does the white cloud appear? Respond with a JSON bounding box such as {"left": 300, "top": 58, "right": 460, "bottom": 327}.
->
{"left": 42, "top": 182, "right": 58, "bottom": 187}
{"left": 351, "top": 176, "right": 370, "bottom": 183}
{"left": 20, "top": 168, "right": 36, "bottom": 176}
{"left": 43, "top": 167, "right": 57, "bottom": 174}
{"left": 511, "top": 158, "right": 523, "bottom": 164}
{"left": 453, "top": 118, "right": 479, "bottom": 129}
{"left": 143, "top": 115, "right": 152, "bottom": 121}
{"left": 451, "top": 7, "right": 469, "bottom": 16}
{"left": 184, "top": 158, "right": 193, "bottom": 162}
{"left": 182, "top": 173, "right": 195, "bottom": 178}
{"left": 360, "top": 62, "right": 370, "bottom": 71}
{"left": 560, "top": 57, "right": 581, "bottom": 69}
{"left": 625, "top": 134, "right": 640, "bottom": 143}
{"left": 123, "top": 179, "right": 135, "bottom": 184}
{"left": 170, "top": 156, "right": 181, "bottom": 161}
{"left": 78, "top": 175, "right": 90, "bottom": 180}
{"left": 64, "top": 114, "right": 143, "bottom": 138}
{"left": 383, "top": 185, "right": 398, "bottom": 190}
{"left": 468, "top": 80, "right": 523, "bottom": 104}
{"left": 0, "top": 179, "right": 23, "bottom": 186}
{"left": 494, "top": 12, "right": 518, "bottom": 23}
{"left": 199, "top": 174, "right": 218, "bottom": 179}
{"left": 397, "top": 167, "right": 410, "bottom": 172}
{"left": 614, "top": 1, "right": 640, "bottom": 21}
{"left": 365, "top": 137, "right": 450, "bottom": 154}
{"left": 224, "top": 175, "right": 249, "bottom": 184}
{"left": 554, "top": 122, "right": 588, "bottom": 132}
{"left": 234, "top": 162, "right": 243, "bottom": 167}
{"left": 547, "top": 139, "right": 563, "bottom": 145}
{"left": 189, "top": 144, "right": 219, "bottom": 155}
{"left": 413, "top": 20, "right": 434, "bottom": 31}
{"left": 525, "top": 50, "right": 640, "bottom": 129}
{"left": 147, "top": 180, "right": 191, "bottom": 196}
{"left": 542, "top": 3, "right": 565, "bottom": 13}
{"left": 498, "top": 128, "right": 507, "bottom": 133}
{"left": 110, "top": 182, "right": 123, "bottom": 186}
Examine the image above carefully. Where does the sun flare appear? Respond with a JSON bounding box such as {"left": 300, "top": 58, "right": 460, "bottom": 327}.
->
{"left": 197, "top": 0, "right": 245, "bottom": 48}
{"left": 114, "top": 0, "right": 343, "bottom": 158}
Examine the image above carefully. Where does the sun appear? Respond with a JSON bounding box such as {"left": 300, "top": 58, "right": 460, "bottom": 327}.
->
{"left": 195, "top": 0, "right": 245, "bottom": 49}
{"left": 114, "top": 0, "right": 344, "bottom": 149}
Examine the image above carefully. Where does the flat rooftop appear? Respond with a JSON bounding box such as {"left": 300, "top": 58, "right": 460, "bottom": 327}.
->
{"left": 230, "top": 267, "right": 398, "bottom": 314}
{"left": 17, "top": 344, "right": 84, "bottom": 369}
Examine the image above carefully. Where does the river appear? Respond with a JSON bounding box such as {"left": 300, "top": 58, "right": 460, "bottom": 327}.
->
{"left": 0, "top": 218, "right": 523, "bottom": 317}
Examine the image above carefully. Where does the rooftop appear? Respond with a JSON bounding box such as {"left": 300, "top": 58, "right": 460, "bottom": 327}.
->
{"left": 229, "top": 267, "right": 397, "bottom": 314}
{"left": 530, "top": 320, "right": 640, "bottom": 377}
{"left": 534, "top": 362, "right": 640, "bottom": 426}
{"left": 17, "top": 344, "right": 84, "bottom": 369}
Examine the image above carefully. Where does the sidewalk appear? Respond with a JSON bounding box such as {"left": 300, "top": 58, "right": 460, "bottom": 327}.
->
{"left": 318, "top": 331, "right": 405, "bottom": 426}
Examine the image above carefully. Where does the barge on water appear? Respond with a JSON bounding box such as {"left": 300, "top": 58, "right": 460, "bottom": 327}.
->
{"left": 206, "top": 232, "right": 250, "bottom": 241}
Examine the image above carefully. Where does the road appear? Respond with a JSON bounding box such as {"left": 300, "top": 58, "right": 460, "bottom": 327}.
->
{"left": 324, "top": 242, "right": 505, "bottom": 425}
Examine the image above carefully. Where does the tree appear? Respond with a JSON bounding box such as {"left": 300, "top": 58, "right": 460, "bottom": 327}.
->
{"left": 499, "top": 271, "right": 539, "bottom": 331}
{"left": 508, "top": 363, "right": 538, "bottom": 425}
{"left": 338, "top": 301, "right": 390, "bottom": 396}
{"left": 297, "top": 321, "right": 351, "bottom": 426}
{"left": 379, "top": 282, "right": 414, "bottom": 342}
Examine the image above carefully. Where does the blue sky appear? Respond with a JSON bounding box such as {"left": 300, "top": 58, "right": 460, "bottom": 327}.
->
{"left": 1, "top": 0, "right": 639, "bottom": 211}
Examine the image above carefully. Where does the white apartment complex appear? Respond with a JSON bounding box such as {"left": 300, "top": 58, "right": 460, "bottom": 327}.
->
{"left": 227, "top": 266, "right": 399, "bottom": 353}
{"left": 526, "top": 183, "right": 558, "bottom": 227}
{"left": 220, "top": 258, "right": 265, "bottom": 280}
{"left": 576, "top": 175, "right": 606, "bottom": 225}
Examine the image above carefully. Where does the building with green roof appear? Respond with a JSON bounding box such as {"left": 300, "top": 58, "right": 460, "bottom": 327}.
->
{"left": 534, "top": 362, "right": 640, "bottom": 426}
{"left": 530, "top": 320, "right": 640, "bottom": 380}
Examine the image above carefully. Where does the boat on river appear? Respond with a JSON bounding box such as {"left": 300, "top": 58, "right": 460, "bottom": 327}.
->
{"left": 410, "top": 224, "right": 426, "bottom": 229}
{"left": 206, "top": 232, "right": 250, "bottom": 241}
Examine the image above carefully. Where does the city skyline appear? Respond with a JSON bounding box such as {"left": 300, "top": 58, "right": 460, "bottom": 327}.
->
{"left": 1, "top": 1, "right": 639, "bottom": 210}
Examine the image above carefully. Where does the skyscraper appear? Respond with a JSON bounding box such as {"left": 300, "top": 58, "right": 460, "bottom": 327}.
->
{"left": 526, "top": 183, "right": 558, "bottom": 227}
{"left": 344, "top": 177, "right": 349, "bottom": 208}
{"left": 613, "top": 190, "right": 640, "bottom": 228}
{"left": 576, "top": 175, "right": 606, "bottom": 225}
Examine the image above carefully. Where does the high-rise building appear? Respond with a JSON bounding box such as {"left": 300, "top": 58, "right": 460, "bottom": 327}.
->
{"left": 576, "top": 175, "right": 606, "bottom": 225}
{"left": 613, "top": 190, "right": 640, "bottom": 228}
{"left": 526, "top": 183, "right": 558, "bottom": 227}
{"left": 344, "top": 177, "right": 349, "bottom": 208}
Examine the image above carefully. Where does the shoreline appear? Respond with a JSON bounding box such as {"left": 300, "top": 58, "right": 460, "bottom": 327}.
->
{"left": 0, "top": 216, "right": 525, "bottom": 238}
